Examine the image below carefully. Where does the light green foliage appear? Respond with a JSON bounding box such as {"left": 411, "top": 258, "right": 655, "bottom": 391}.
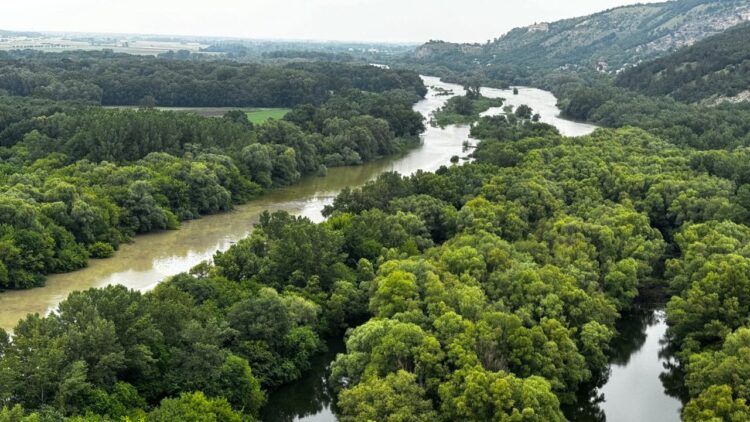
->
{"left": 331, "top": 319, "right": 444, "bottom": 390}
{"left": 369, "top": 271, "right": 421, "bottom": 318}
{"left": 7, "top": 42, "right": 750, "bottom": 420}
{"left": 0, "top": 61, "right": 426, "bottom": 288}
{"left": 685, "top": 327, "right": 750, "bottom": 399}
{"left": 438, "top": 367, "right": 565, "bottom": 421}
{"left": 0, "top": 405, "right": 39, "bottom": 422}
{"left": 146, "top": 392, "right": 245, "bottom": 422}
{"left": 683, "top": 385, "right": 750, "bottom": 422}
{"left": 245, "top": 108, "right": 291, "bottom": 124}
{"left": 338, "top": 371, "right": 438, "bottom": 422}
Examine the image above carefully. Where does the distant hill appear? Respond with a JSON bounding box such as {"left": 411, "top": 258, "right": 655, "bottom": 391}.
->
{"left": 403, "top": 0, "right": 750, "bottom": 82}
{"left": 0, "top": 29, "right": 42, "bottom": 38}
{"left": 615, "top": 22, "right": 750, "bottom": 104}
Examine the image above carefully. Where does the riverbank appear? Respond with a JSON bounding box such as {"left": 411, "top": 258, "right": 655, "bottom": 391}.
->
{"left": 0, "top": 76, "right": 476, "bottom": 331}
{"left": 567, "top": 296, "right": 684, "bottom": 421}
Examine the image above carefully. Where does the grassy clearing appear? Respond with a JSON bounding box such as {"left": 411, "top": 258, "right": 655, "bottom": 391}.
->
{"left": 104, "top": 106, "right": 291, "bottom": 122}
{"left": 246, "top": 108, "right": 291, "bottom": 124}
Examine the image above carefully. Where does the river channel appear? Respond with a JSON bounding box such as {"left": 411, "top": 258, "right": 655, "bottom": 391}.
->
{"left": 0, "top": 76, "right": 472, "bottom": 330}
{"left": 0, "top": 76, "right": 674, "bottom": 422}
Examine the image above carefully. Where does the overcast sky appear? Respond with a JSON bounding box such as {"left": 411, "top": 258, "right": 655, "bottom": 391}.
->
{"left": 2, "top": 0, "right": 663, "bottom": 43}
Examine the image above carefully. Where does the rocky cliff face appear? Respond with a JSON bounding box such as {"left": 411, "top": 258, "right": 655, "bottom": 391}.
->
{"left": 615, "top": 21, "right": 750, "bottom": 104}
{"left": 410, "top": 0, "right": 750, "bottom": 74}
{"left": 640, "top": 2, "right": 750, "bottom": 54}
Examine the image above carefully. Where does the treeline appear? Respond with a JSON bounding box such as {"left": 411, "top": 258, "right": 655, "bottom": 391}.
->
{"left": 6, "top": 105, "right": 750, "bottom": 420}
{"left": 0, "top": 50, "right": 426, "bottom": 107}
{"left": 392, "top": 1, "right": 750, "bottom": 93}
{"left": 261, "top": 50, "right": 356, "bottom": 63}
{"left": 0, "top": 86, "right": 424, "bottom": 289}
{"left": 616, "top": 23, "right": 750, "bottom": 103}
{"left": 664, "top": 147, "right": 750, "bottom": 420}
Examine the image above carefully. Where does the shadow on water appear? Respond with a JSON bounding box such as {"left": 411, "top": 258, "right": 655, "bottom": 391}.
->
{"left": 261, "top": 338, "right": 345, "bottom": 422}
{"left": 265, "top": 303, "right": 688, "bottom": 422}
{"left": 565, "top": 302, "right": 684, "bottom": 421}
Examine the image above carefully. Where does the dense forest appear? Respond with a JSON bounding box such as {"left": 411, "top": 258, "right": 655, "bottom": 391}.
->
{"left": 0, "top": 57, "right": 426, "bottom": 289}
{"left": 509, "top": 26, "right": 750, "bottom": 420}
{"left": 0, "top": 51, "right": 426, "bottom": 107}
{"left": 3, "top": 1, "right": 750, "bottom": 419}
{"left": 551, "top": 73, "right": 750, "bottom": 150}
{"left": 3, "top": 99, "right": 750, "bottom": 419}
{"left": 615, "top": 23, "right": 750, "bottom": 103}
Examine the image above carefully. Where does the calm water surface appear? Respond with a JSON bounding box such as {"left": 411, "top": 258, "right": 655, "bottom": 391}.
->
{"left": 481, "top": 85, "right": 599, "bottom": 137}
{"left": 598, "top": 308, "right": 682, "bottom": 421}
{"left": 568, "top": 304, "right": 683, "bottom": 422}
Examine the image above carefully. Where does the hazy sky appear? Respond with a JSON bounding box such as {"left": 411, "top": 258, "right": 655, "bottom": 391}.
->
{"left": 2, "top": 0, "right": 662, "bottom": 43}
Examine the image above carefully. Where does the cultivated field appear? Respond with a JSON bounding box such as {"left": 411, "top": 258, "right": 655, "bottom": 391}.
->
{"left": 105, "top": 106, "right": 291, "bottom": 122}
{"left": 245, "top": 108, "right": 291, "bottom": 123}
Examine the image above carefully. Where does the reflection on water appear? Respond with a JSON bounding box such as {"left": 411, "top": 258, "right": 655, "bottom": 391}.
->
{"left": 261, "top": 339, "right": 345, "bottom": 422}
{"left": 568, "top": 304, "right": 683, "bottom": 422}
{"left": 0, "top": 77, "right": 597, "bottom": 331}
{"left": 599, "top": 308, "right": 682, "bottom": 422}
{"left": 260, "top": 81, "right": 599, "bottom": 422}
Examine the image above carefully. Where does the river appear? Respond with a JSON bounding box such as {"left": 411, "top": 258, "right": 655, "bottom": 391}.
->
{"left": 598, "top": 308, "right": 682, "bottom": 421}
{"left": 480, "top": 85, "right": 599, "bottom": 137}
{"left": 1, "top": 76, "right": 678, "bottom": 422}
{"left": 568, "top": 304, "right": 684, "bottom": 421}
{"left": 0, "top": 77, "right": 596, "bottom": 331}
{"left": 0, "top": 76, "right": 473, "bottom": 331}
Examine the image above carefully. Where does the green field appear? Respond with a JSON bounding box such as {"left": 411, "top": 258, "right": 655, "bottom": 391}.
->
{"left": 105, "top": 106, "right": 290, "bottom": 123}
{"left": 246, "top": 108, "right": 291, "bottom": 124}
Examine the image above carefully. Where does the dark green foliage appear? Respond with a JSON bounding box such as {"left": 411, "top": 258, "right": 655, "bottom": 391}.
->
{"left": 0, "top": 51, "right": 426, "bottom": 107}
{"left": 556, "top": 78, "right": 750, "bottom": 150}
{"left": 0, "top": 62, "right": 425, "bottom": 289}
{"left": 322, "top": 127, "right": 683, "bottom": 416}
{"left": 469, "top": 113, "right": 559, "bottom": 166}
{"left": 7, "top": 24, "right": 750, "bottom": 420}
{"left": 4, "top": 120, "right": 750, "bottom": 420}
{"left": 537, "top": 55, "right": 750, "bottom": 419}
{"left": 616, "top": 23, "right": 750, "bottom": 103}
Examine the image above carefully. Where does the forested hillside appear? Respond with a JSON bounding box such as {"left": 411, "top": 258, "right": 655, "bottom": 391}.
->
{"left": 398, "top": 0, "right": 750, "bottom": 86}
{"left": 0, "top": 50, "right": 426, "bottom": 106}
{"left": 616, "top": 22, "right": 750, "bottom": 104}
{"left": 553, "top": 71, "right": 750, "bottom": 150}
